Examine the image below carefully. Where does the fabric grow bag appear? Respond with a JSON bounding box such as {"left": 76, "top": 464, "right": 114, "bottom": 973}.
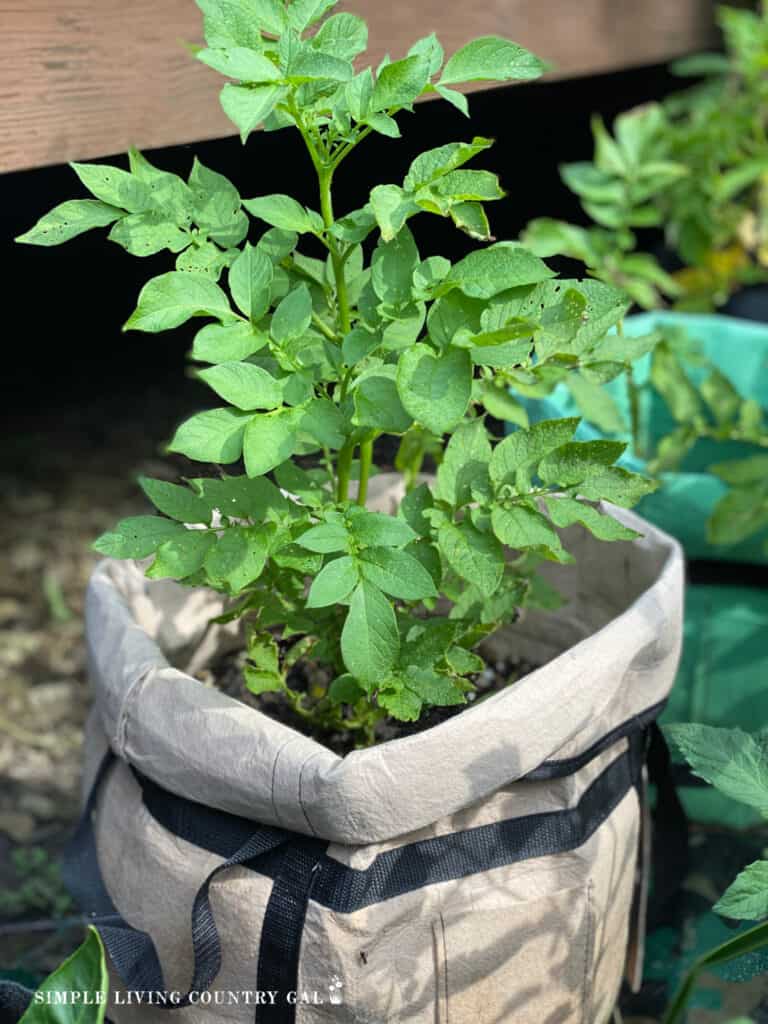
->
{"left": 522, "top": 311, "right": 768, "bottom": 565}
{"left": 73, "top": 477, "right": 683, "bottom": 1024}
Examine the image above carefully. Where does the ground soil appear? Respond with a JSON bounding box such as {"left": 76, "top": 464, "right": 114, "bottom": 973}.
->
{"left": 216, "top": 648, "right": 535, "bottom": 756}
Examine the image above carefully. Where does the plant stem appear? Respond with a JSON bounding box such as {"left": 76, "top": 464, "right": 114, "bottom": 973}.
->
{"left": 357, "top": 438, "right": 373, "bottom": 506}
{"left": 336, "top": 441, "right": 354, "bottom": 502}
{"left": 318, "top": 167, "right": 352, "bottom": 336}
{"left": 618, "top": 319, "right": 643, "bottom": 458}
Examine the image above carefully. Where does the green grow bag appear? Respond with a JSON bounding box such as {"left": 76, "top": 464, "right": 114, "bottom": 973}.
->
{"left": 525, "top": 311, "right": 768, "bottom": 564}
{"left": 521, "top": 311, "right": 768, "bottom": 826}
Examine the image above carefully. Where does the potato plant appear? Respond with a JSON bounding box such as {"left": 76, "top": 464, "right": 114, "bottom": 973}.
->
{"left": 18, "top": 0, "right": 655, "bottom": 744}
{"left": 521, "top": 103, "right": 768, "bottom": 553}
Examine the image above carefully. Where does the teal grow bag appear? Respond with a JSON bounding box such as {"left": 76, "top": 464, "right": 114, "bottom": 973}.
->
{"left": 521, "top": 311, "right": 768, "bottom": 826}
{"left": 525, "top": 311, "right": 768, "bottom": 564}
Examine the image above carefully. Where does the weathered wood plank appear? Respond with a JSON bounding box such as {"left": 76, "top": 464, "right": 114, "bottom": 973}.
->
{"left": 1, "top": 0, "right": 716, "bottom": 172}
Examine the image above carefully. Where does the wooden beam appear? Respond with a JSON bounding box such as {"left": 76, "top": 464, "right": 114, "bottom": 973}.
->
{"left": 1, "top": 0, "right": 717, "bottom": 173}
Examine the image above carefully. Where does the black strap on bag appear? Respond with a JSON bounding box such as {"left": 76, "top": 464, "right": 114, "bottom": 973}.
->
{"left": 645, "top": 723, "right": 690, "bottom": 930}
{"left": 61, "top": 752, "right": 294, "bottom": 1009}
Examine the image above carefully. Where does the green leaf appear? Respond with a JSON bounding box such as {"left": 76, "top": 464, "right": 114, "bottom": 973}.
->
{"left": 438, "top": 520, "right": 504, "bottom": 597}
{"left": 404, "top": 667, "right": 466, "bottom": 706}
{"left": 341, "top": 582, "right": 400, "bottom": 686}
{"left": 105, "top": 213, "right": 189, "bottom": 259}
{"left": 490, "top": 504, "right": 567, "bottom": 558}
{"left": 371, "top": 227, "right": 420, "bottom": 308}
{"left": 566, "top": 373, "right": 626, "bottom": 433}
{"left": 538, "top": 440, "right": 627, "bottom": 486}
{"left": 449, "top": 202, "right": 493, "bottom": 241}
{"left": 372, "top": 55, "right": 430, "bottom": 111}
{"left": 124, "top": 272, "right": 233, "bottom": 333}
{"left": 196, "top": 0, "right": 285, "bottom": 47}
{"left": 205, "top": 526, "right": 268, "bottom": 591}
{"left": 19, "top": 927, "right": 107, "bottom": 1024}
{"left": 258, "top": 227, "right": 298, "bottom": 262}
{"left": 435, "top": 84, "right": 469, "bottom": 116}
{"left": 489, "top": 419, "right": 579, "bottom": 488}
{"left": 198, "top": 361, "right": 283, "bottom": 410}
{"left": 127, "top": 147, "right": 195, "bottom": 222}
{"left": 328, "top": 673, "right": 366, "bottom": 706}
{"left": 70, "top": 162, "right": 150, "bottom": 211}
{"left": 306, "top": 555, "right": 359, "bottom": 607}
{"left": 445, "top": 646, "right": 484, "bottom": 675}
{"left": 312, "top": 12, "right": 368, "bottom": 60}
{"left": 242, "top": 408, "right": 302, "bottom": 476}
{"left": 544, "top": 497, "right": 639, "bottom": 541}
{"left": 286, "top": 47, "right": 353, "bottom": 83}
{"left": 189, "top": 157, "right": 248, "bottom": 247}
{"left": 708, "top": 488, "right": 768, "bottom": 546}
{"left": 399, "top": 483, "right": 434, "bottom": 537}
{"left": 404, "top": 137, "right": 493, "bottom": 191}
{"left": 297, "top": 520, "right": 350, "bottom": 553}
{"left": 710, "top": 456, "right": 768, "bottom": 486}
{"left": 433, "top": 169, "right": 504, "bottom": 202}
{"left": 575, "top": 466, "right": 656, "bottom": 508}
{"left": 701, "top": 369, "right": 742, "bottom": 426}
{"left": 347, "top": 507, "right": 417, "bottom": 548}
{"left": 243, "top": 193, "right": 322, "bottom": 233}
{"left": 359, "top": 546, "right": 437, "bottom": 599}
{"left": 147, "top": 530, "right": 215, "bottom": 579}
{"left": 478, "top": 382, "right": 529, "bottom": 427}
{"left": 168, "top": 407, "right": 252, "bottom": 463}
{"left": 244, "top": 630, "right": 284, "bottom": 694}
{"left": 93, "top": 515, "right": 183, "bottom": 559}
{"left": 370, "top": 184, "right": 420, "bottom": 242}
{"left": 190, "top": 474, "right": 287, "bottom": 519}
{"left": 715, "top": 861, "right": 768, "bottom": 921}
{"left": 300, "top": 398, "right": 347, "bottom": 450}
{"left": 353, "top": 370, "right": 413, "bottom": 433}
{"left": 229, "top": 244, "right": 274, "bottom": 322}
{"left": 138, "top": 476, "right": 214, "bottom": 524}
{"left": 274, "top": 462, "right": 327, "bottom": 506}
{"left": 396, "top": 344, "right": 473, "bottom": 435}
{"left": 434, "top": 418, "right": 491, "bottom": 507}
{"left": 286, "top": 0, "right": 337, "bottom": 31}
{"left": 192, "top": 322, "right": 268, "bottom": 363}
{"left": 666, "top": 724, "right": 768, "bottom": 817}
{"left": 651, "top": 344, "right": 701, "bottom": 423}
{"left": 16, "top": 200, "right": 124, "bottom": 246}
{"left": 378, "top": 682, "right": 423, "bottom": 721}
{"left": 442, "top": 242, "right": 554, "bottom": 299}
{"left": 176, "top": 240, "right": 231, "bottom": 279}
{"left": 342, "top": 326, "right": 381, "bottom": 365}
{"left": 198, "top": 46, "right": 283, "bottom": 82}
{"left": 408, "top": 32, "right": 445, "bottom": 75}
{"left": 440, "top": 37, "right": 545, "bottom": 85}
{"left": 271, "top": 284, "right": 312, "bottom": 344}
{"left": 220, "top": 82, "right": 284, "bottom": 142}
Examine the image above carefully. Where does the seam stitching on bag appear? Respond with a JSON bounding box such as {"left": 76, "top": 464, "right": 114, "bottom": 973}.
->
{"left": 269, "top": 735, "right": 298, "bottom": 828}
{"left": 114, "top": 666, "right": 153, "bottom": 760}
{"left": 297, "top": 750, "right": 323, "bottom": 836}
{"left": 581, "top": 878, "right": 596, "bottom": 1024}
{"left": 437, "top": 913, "right": 449, "bottom": 1024}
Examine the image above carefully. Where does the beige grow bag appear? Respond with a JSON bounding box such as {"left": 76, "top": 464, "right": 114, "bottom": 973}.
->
{"left": 75, "top": 477, "right": 684, "bottom": 1024}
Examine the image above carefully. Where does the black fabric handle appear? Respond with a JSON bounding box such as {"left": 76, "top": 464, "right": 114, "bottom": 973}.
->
{"left": 62, "top": 752, "right": 293, "bottom": 1009}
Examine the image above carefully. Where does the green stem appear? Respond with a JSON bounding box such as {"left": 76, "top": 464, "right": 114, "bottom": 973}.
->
{"left": 318, "top": 166, "right": 352, "bottom": 335}
{"left": 618, "top": 319, "right": 643, "bottom": 458}
{"left": 336, "top": 441, "right": 355, "bottom": 502}
{"left": 311, "top": 311, "right": 339, "bottom": 343}
{"left": 357, "top": 438, "right": 374, "bottom": 506}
